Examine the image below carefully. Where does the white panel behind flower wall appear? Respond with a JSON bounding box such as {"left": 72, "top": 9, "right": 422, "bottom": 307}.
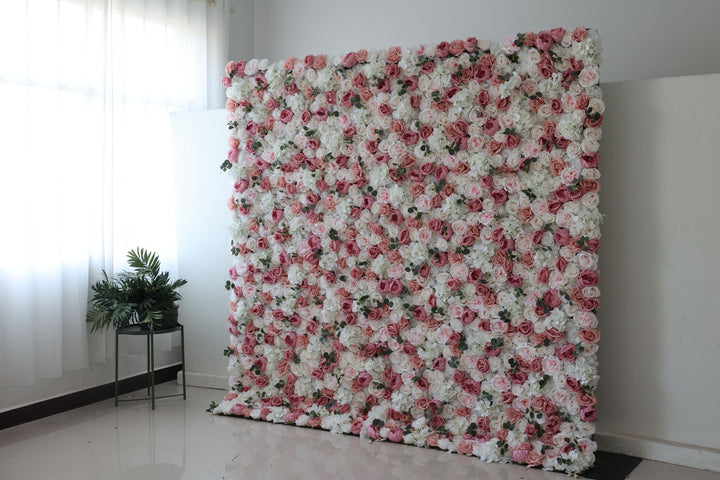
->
{"left": 171, "top": 109, "right": 234, "bottom": 386}
{"left": 596, "top": 74, "right": 720, "bottom": 463}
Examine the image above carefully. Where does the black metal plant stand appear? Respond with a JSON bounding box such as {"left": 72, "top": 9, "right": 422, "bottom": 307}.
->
{"left": 114, "top": 323, "right": 186, "bottom": 409}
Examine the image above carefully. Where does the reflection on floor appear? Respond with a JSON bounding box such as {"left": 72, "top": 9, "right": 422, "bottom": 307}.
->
{"left": 1, "top": 383, "right": 719, "bottom": 480}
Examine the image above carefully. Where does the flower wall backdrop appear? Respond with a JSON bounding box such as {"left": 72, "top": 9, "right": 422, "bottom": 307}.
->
{"left": 215, "top": 27, "right": 603, "bottom": 473}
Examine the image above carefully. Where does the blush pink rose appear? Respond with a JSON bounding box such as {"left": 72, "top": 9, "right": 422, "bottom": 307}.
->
{"left": 386, "top": 46, "right": 401, "bottom": 64}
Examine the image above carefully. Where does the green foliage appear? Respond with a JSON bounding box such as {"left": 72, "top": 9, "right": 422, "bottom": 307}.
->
{"left": 86, "top": 248, "right": 188, "bottom": 332}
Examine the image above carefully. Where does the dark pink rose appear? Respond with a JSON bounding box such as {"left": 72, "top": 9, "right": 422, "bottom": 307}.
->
{"left": 430, "top": 415, "right": 446, "bottom": 429}
{"left": 282, "top": 332, "right": 297, "bottom": 348}
{"left": 483, "top": 117, "right": 500, "bottom": 135}
{"left": 580, "top": 152, "right": 599, "bottom": 168}
{"left": 579, "top": 407, "right": 597, "bottom": 422}
{"left": 432, "top": 356, "right": 446, "bottom": 371}
{"left": 279, "top": 109, "right": 294, "bottom": 123}
{"left": 490, "top": 189, "right": 508, "bottom": 206}
{"left": 556, "top": 343, "right": 576, "bottom": 361}
{"left": 357, "top": 371, "right": 372, "bottom": 387}
{"left": 376, "top": 77, "right": 391, "bottom": 92}
{"left": 403, "top": 76, "right": 418, "bottom": 91}
{"left": 401, "top": 130, "right": 419, "bottom": 145}
{"left": 475, "top": 357, "right": 490, "bottom": 374}
{"left": 435, "top": 41, "right": 450, "bottom": 57}
{"left": 535, "top": 30, "right": 554, "bottom": 51}
{"left": 352, "top": 72, "right": 367, "bottom": 88}
{"left": 343, "top": 125, "right": 357, "bottom": 138}
{"left": 543, "top": 289, "right": 562, "bottom": 309}
{"left": 385, "top": 64, "right": 401, "bottom": 78}
{"left": 342, "top": 52, "right": 357, "bottom": 68}
{"left": 577, "top": 270, "right": 599, "bottom": 287}
{"left": 420, "top": 61, "right": 435, "bottom": 74}
{"left": 477, "top": 90, "right": 490, "bottom": 107}
{"left": 409, "top": 94, "right": 421, "bottom": 109}
{"left": 581, "top": 298, "right": 601, "bottom": 312}
{"left": 388, "top": 279, "right": 403, "bottom": 297}
{"left": 554, "top": 228, "right": 571, "bottom": 245}
{"left": 550, "top": 27, "right": 566, "bottom": 42}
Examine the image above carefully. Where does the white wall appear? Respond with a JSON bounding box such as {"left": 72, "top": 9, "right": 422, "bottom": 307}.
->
{"left": 228, "top": 0, "right": 255, "bottom": 65}
{"left": 251, "top": 0, "right": 720, "bottom": 83}
{"left": 596, "top": 73, "right": 720, "bottom": 466}
{"left": 171, "top": 110, "right": 235, "bottom": 385}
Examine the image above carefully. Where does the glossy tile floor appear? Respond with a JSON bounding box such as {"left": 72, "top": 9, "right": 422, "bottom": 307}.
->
{"left": 1, "top": 383, "right": 719, "bottom": 480}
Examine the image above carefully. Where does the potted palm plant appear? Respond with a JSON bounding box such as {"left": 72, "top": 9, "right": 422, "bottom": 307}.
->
{"left": 87, "top": 248, "right": 188, "bottom": 331}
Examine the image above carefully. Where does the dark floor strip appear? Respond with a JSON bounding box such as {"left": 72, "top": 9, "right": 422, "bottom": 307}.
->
{"left": 582, "top": 450, "right": 644, "bottom": 479}
{"left": 0, "top": 364, "right": 182, "bottom": 431}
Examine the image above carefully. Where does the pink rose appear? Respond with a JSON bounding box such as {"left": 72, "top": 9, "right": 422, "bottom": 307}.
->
{"left": 388, "top": 427, "right": 404, "bottom": 443}
{"left": 385, "top": 46, "right": 401, "bottom": 64}
{"left": 579, "top": 407, "right": 597, "bottom": 422}
{"left": 577, "top": 270, "right": 599, "bottom": 287}
{"left": 313, "top": 55, "right": 327, "bottom": 69}
{"left": 435, "top": 41, "right": 450, "bottom": 58}
{"left": 579, "top": 328, "right": 601, "bottom": 344}
{"left": 550, "top": 27, "right": 566, "bottom": 42}
{"left": 534, "top": 30, "right": 554, "bottom": 51}
{"left": 492, "top": 375, "right": 511, "bottom": 392}
{"left": 449, "top": 39, "right": 465, "bottom": 56}
{"left": 572, "top": 27, "right": 587, "bottom": 43}
{"left": 420, "top": 61, "right": 435, "bottom": 75}
{"left": 278, "top": 109, "right": 294, "bottom": 123}
{"left": 543, "top": 289, "right": 562, "bottom": 309}
{"left": 457, "top": 439, "right": 474, "bottom": 455}
{"left": 556, "top": 343, "right": 576, "bottom": 361}
{"left": 283, "top": 56, "right": 296, "bottom": 71}
{"left": 385, "top": 64, "right": 401, "bottom": 78}
{"left": 342, "top": 52, "right": 357, "bottom": 68}
{"left": 483, "top": 117, "right": 500, "bottom": 135}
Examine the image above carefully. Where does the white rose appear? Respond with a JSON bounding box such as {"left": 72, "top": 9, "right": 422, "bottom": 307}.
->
{"left": 581, "top": 192, "right": 600, "bottom": 209}
{"left": 588, "top": 97, "right": 605, "bottom": 114}
{"left": 581, "top": 138, "right": 600, "bottom": 153}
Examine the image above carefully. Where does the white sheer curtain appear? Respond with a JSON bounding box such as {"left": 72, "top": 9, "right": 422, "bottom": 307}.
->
{"left": 0, "top": 0, "right": 228, "bottom": 387}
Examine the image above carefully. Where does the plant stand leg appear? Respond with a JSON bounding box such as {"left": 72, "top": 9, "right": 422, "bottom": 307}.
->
{"left": 146, "top": 334, "right": 151, "bottom": 396}
{"left": 181, "top": 325, "right": 186, "bottom": 400}
{"left": 114, "top": 329, "right": 119, "bottom": 407}
{"left": 150, "top": 331, "right": 155, "bottom": 410}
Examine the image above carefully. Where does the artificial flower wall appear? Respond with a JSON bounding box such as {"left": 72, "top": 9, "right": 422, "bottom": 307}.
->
{"left": 215, "top": 27, "right": 603, "bottom": 473}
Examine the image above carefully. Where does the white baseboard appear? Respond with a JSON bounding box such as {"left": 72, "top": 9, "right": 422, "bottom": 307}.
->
{"left": 176, "top": 371, "right": 229, "bottom": 390}
{"left": 596, "top": 432, "right": 720, "bottom": 472}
